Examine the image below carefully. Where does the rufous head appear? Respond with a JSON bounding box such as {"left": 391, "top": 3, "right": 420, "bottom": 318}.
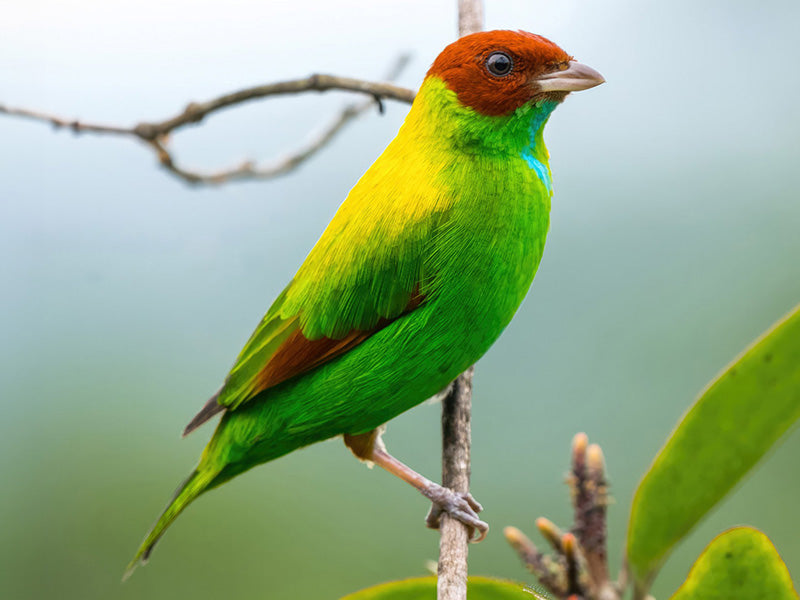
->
{"left": 427, "top": 30, "right": 604, "bottom": 117}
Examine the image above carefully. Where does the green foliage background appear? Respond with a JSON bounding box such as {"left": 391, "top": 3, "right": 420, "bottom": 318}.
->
{"left": 628, "top": 304, "right": 800, "bottom": 588}
{"left": 2, "top": 1, "right": 799, "bottom": 599}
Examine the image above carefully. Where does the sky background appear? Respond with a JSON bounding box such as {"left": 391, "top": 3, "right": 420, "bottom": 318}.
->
{"left": 2, "top": 0, "right": 799, "bottom": 598}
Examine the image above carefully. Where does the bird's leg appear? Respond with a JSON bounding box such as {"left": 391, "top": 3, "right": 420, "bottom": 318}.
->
{"left": 344, "top": 428, "right": 488, "bottom": 541}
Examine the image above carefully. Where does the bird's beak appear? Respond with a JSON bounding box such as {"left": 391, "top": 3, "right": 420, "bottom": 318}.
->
{"left": 536, "top": 61, "right": 605, "bottom": 93}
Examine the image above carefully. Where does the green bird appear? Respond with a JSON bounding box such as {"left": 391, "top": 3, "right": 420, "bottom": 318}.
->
{"left": 126, "top": 30, "right": 603, "bottom": 575}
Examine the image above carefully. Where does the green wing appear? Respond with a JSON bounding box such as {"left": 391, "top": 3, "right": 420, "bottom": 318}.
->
{"left": 183, "top": 186, "right": 449, "bottom": 434}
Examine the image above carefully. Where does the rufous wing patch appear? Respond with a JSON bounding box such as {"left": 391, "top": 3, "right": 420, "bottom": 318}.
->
{"left": 251, "top": 288, "right": 426, "bottom": 396}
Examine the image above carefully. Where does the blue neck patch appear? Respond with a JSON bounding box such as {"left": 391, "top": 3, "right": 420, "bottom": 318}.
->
{"left": 520, "top": 101, "right": 557, "bottom": 192}
{"left": 522, "top": 153, "right": 552, "bottom": 192}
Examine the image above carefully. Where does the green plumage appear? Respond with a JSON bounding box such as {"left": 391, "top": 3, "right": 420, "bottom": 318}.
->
{"left": 127, "top": 75, "right": 559, "bottom": 575}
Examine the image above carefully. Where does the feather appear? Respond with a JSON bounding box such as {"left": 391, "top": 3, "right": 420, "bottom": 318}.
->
{"left": 182, "top": 389, "right": 224, "bottom": 436}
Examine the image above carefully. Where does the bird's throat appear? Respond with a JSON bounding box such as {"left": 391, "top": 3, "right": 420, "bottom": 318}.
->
{"left": 520, "top": 101, "right": 558, "bottom": 192}
{"left": 411, "top": 78, "right": 558, "bottom": 192}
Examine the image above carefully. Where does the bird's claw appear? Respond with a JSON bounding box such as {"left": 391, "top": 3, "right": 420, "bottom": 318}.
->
{"left": 422, "top": 484, "right": 489, "bottom": 542}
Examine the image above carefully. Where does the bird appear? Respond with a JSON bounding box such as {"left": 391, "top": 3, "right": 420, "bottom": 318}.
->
{"left": 125, "top": 29, "right": 603, "bottom": 577}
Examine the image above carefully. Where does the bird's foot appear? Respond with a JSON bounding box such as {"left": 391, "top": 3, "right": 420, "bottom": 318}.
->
{"left": 422, "top": 484, "right": 488, "bottom": 542}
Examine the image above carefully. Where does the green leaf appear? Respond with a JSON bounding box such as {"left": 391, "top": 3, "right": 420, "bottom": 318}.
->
{"left": 341, "top": 576, "right": 549, "bottom": 599}
{"left": 670, "top": 527, "right": 798, "bottom": 600}
{"left": 626, "top": 302, "right": 800, "bottom": 589}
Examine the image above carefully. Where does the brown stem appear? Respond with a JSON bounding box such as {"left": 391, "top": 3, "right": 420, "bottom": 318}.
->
{"left": 436, "top": 0, "right": 484, "bottom": 591}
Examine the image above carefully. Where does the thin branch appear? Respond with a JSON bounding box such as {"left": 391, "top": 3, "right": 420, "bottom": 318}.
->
{"left": 131, "top": 72, "right": 414, "bottom": 141}
{"left": 144, "top": 55, "right": 413, "bottom": 185}
{"left": 0, "top": 105, "right": 137, "bottom": 137}
{"left": 0, "top": 71, "right": 413, "bottom": 140}
{"left": 0, "top": 57, "right": 415, "bottom": 186}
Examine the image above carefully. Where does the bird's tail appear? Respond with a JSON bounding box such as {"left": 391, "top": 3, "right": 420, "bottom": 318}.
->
{"left": 123, "top": 467, "right": 218, "bottom": 580}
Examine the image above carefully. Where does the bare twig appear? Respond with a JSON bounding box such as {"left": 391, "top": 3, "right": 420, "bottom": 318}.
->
{"left": 0, "top": 105, "right": 137, "bottom": 137}
{"left": 0, "top": 58, "right": 414, "bottom": 186}
{"left": 130, "top": 71, "right": 414, "bottom": 141}
{"left": 140, "top": 55, "right": 414, "bottom": 185}
{"left": 0, "top": 72, "right": 413, "bottom": 140}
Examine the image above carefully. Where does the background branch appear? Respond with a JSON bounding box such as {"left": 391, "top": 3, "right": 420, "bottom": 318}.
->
{"left": 0, "top": 57, "right": 414, "bottom": 186}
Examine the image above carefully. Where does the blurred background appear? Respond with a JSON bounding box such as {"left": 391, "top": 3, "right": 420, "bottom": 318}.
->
{"left": 2, "top": 0, "right": 799, "bottom": 598}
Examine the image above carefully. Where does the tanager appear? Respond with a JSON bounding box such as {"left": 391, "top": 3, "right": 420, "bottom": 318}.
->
{"left": 127, "top": 30, "right": 603, "bottom": 575}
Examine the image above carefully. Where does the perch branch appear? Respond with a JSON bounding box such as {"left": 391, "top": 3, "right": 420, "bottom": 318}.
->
{"left": 458, "top": 0, "right": 484, "bottom": 39}
{"left": 0, "top": 56, "right": 414, "bottom": 186}
{"left": 437, "top": 366, "right": 476, "bottom": 600}
{"left": 436, "top": 6, "right": 484, "bottom": 600}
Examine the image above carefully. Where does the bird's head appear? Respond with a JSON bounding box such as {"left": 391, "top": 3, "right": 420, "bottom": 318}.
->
{"left": 427, "top": 30, "right": 604, "bottom": 117}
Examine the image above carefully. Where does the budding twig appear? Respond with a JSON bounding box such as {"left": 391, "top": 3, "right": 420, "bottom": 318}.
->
{"left": 504, "top": 526, "right": 567, "bottom": 596}
{"left": 562, "top": 533, "right": 584, "bottom": 598}
{"left": 537, "top": 517, "right": 567, "bottom": 554}
{"left": 505, "top": 433, "right": 618, "bottom": 600}
{"left": 570, "top": 435, "right": 610, "bottom": 595}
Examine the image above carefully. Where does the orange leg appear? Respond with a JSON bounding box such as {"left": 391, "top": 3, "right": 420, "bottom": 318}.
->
{"left": 344, "top": 428, "right": 488, "bottom": 541}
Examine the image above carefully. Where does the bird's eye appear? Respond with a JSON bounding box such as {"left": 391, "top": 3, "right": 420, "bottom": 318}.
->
{"left": 485, "top": 52, "right": 513, "bottom": 77}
